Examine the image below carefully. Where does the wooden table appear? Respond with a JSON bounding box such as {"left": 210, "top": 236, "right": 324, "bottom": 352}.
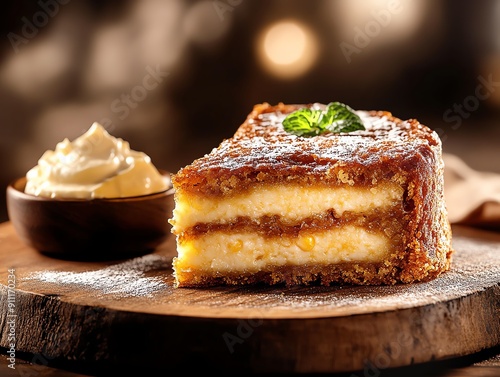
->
{"left": 1, "top": 221, "right": 499, "bottom": 375}
{"left": 1, "top": 347, "right": 500, "bottom": 376}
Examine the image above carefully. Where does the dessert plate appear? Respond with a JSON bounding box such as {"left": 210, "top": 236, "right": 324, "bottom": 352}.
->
{"left": 0, "top": 222, "right": 499, "bottom": 374}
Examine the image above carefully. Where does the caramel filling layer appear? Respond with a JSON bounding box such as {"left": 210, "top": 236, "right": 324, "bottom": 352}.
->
{"left": 183, "top": 208, "right": 404, "bottom": 239}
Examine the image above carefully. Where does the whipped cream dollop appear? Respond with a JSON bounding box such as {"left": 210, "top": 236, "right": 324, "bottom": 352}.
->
{"left": 24, "top": 122, "right": 169, "bottom": 199}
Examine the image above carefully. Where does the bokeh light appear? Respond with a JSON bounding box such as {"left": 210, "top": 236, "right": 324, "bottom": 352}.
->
{"left": 257, "top": 20, "right": 317, "bottom": 79}
{"left": 334, "top": 0, "right": 427, "bottom": 46}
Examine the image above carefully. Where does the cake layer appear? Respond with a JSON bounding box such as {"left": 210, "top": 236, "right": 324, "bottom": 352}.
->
{"left": 171, "top": 182, "right": 404, "bottom": 232}
{"left": 173, "top": 226, "right": 393, "bottom": 280}
{"left": 173, "top": 263, "right": 404, "bottom": 287}
{"left": 172, "top": 103, "right": 440, "bottom": 197}
{"left": 170, "top": 102, "right": 453, "bottom": 287}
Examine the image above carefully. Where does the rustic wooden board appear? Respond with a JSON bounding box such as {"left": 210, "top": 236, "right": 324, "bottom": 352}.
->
{"left": 0, "top": 221, "right": 499, "bottom": 374}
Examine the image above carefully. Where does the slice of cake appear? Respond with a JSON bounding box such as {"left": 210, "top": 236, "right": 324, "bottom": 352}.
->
{"left": 170, "top": 102, "right": 453, "bottom": 287}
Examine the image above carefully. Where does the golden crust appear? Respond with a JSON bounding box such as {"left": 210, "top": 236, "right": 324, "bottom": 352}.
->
{"left": 172, "top": 102, "right": 441, "bottom": 196}
{"left": 174, "top": 261, "right": 451, "bottom": 288}
{"left": 171, "top": 103, "right": 453, "bottom": 287}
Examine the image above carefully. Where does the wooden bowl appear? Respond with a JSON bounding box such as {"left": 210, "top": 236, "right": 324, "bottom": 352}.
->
{"left": 6, "top": 171, "right": 175, "bottom": 261}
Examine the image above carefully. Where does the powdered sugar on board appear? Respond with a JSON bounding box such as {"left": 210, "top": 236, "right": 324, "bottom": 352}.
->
{"left": 169, "top": 241, "right": 500, "bottom": 316}
{"left": 18, "top": 226, "right": 500, "bottom": 317}
{"left": 24, "top": 254, "right": 170, "bottom": 298}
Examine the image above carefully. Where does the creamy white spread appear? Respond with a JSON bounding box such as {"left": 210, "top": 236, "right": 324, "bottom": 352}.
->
{"left": 171, "top": 183, "right": 404, "bottom": 232}
{"left": 174, "top": 226, "right": 391, "bottom": 276}
{"left": 24, "top": 122, "right": 169, "bottom": 199}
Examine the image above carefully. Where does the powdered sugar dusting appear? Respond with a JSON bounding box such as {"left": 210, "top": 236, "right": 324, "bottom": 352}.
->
{"left": 25, "top": 254, "right": 169, "bottom": 298}
{"left": 187, "top": 103, "right": 440, "bottom": 175}
{"left": 151, "top": 229, "right": 500, "bottom": 317}
{"left": 18, "top": 228, "right": 500, "bottom": 318}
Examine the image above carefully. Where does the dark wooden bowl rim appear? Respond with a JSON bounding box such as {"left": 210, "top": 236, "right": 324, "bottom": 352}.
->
{"left": 8, "top": 170, "right": 173, "bottom": 202}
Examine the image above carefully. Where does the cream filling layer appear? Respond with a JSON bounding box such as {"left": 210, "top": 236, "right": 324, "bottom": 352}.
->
{"left": 171, "top": 183, "right": 404, "bottom": 232}
{"left": 173, "top": 225, "right": 391, "bottom": 276}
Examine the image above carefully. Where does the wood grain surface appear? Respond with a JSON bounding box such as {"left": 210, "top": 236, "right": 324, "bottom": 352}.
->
{"left": 0, "top": 222, "right": 499, "bottom": 374}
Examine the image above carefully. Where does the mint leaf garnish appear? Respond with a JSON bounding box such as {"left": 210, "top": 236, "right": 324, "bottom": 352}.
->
{"left": 280, "top": 108, "right": 323, "bottom": 137}
{"left": 282, "top": 102, "right": 365, "bottom": 137}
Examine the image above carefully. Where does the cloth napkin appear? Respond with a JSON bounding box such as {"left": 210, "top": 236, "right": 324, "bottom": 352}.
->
{"left": 443, "top": 153, "right": 500, "bottom": 230}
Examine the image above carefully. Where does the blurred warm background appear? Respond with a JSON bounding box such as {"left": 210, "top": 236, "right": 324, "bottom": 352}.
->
{"left": 1, "top": 0, "right": 499, "bottom": 223}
